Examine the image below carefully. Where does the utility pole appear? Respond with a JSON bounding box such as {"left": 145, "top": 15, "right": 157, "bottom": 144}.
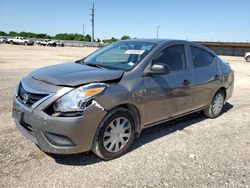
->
{"left": 90, "top": 3, "right": 95, "bottom": 42}
{"left": 156, "top": 25, "right": 160, "bottom": 38}
{"left": 82, "top": 24, "right": 85, "bottom": 41}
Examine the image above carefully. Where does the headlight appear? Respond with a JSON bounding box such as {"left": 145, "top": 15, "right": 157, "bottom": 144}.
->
{"left": 53, "top": 83, "right": 108, "bottom": 114}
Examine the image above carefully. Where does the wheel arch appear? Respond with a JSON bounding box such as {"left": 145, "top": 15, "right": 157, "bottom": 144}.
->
{"left": 217, "top": 87, "right": 227, "bottom": 98}
{"left": 91, "top": 103, "right": 140, "bottom": 159}
{"left": 212, "top": 87, "right": 227, "bottom": 103}
{"left": 110, "top": 103, "right": 141, "bottom": 136}
{"left": 206, "top": 87, "right": 227, "bottom": 108}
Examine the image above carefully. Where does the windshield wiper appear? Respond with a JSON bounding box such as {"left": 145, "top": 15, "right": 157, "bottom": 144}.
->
{"left": 75, "top": 60, "right": 103, "bottom": 68}
{"left": 86, "top": 63, "right": 106, "bottom": 69}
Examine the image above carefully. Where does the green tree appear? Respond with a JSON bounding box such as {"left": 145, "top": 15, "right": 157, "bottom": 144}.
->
{"left": 9, "top": 31, "right": 18, "bottom": 36}
{"left": 0, "top": 31, "right": 7, "bottom": 36}
{"left": 121, "top": 35, "right": 130, "bottom": 40}
{"left": 84, "top": 34, "right": 91, "bottom": 42}
{"left": 36, "top": 33, "right": 51, "bottom": 39}
{"left": 54, "top": 33, "right": 91, "bottom": 41}
{"left": 103, "top": 37, "right": 118, "bottom": 43}
{"left": 1, "top": 30, "right": 120, "bottom": 42}
{"left": 111, "top": 37, "right": 118, "bottom": 42}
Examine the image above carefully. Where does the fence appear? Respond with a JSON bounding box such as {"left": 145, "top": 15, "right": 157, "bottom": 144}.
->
{"left": 61, "top": 40, "right": 102, "bottom": 47}
{"left": 199, "top": 41, "right": 250, "bottom": 57}
{"left": 3, "top": 36, "right": 250, "bottom": 56}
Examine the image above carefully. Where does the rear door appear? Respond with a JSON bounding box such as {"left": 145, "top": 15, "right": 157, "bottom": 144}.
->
{"left": 143, "top": 43, "right": 195, "bottom": 125}
{"left": 188, "top": 45, "right": 221, "bottom": 109}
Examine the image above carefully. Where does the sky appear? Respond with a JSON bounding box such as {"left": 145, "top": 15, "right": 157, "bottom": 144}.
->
{"left": 0, "top": 0, "right": 250, "bottom": 42}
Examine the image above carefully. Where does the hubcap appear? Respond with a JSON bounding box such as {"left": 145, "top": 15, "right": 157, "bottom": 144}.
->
{"left": 212, "top": 93, "right": 224, "bottom": 115}
{"left": 103, "top": 117, "right": 132, "bottom": 153}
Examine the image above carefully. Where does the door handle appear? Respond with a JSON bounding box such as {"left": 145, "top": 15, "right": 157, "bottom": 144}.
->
{"left": 183, "top": 79, "right": 191, "bottom": 86}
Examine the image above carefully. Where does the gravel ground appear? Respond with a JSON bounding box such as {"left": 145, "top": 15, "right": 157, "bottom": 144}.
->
{"left": 0, "top": 44, "right": 249, "bottom": 187}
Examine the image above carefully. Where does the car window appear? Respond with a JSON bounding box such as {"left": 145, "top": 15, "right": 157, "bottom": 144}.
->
{"left": 152, "top": 45, "right": 187, "bottom": 71}
{"left": 96, "top": 45, "right": 130, "bottom": 63}
{"left": 84, "top": 41, "right": 155, "bottom": 71}
{"left": 190, "top": 46, "right": 215, "bottom": 68}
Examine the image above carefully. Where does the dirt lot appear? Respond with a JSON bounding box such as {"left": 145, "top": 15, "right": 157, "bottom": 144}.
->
{"left": 0, "top": 44, "right": 249, "bottom": 187}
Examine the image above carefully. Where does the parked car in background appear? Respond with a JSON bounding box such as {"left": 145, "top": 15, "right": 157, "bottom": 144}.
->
{"left": 36, "top": 39, "right": 48, "bottom": 46}
{"left": 36, "top": 39, "right": 57, "bottom": 47}
{"left": 0, "top": 36, "right": 7, "bottom": 43}
{"left": 55, "top": 40, "right": 64, "bottom": 47}
{"left": 245, "top": 52, "right": 250, "bottom": 62}
{"left": 7, "top": 36, "right": 34, "bottom": 45}
{"left": 12, "top": 39, "right": 234, "bottom": 160}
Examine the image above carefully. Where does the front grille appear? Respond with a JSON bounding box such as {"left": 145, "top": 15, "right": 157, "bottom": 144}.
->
{"left": 18, "top": 83, "right": 48, "bottom": 107}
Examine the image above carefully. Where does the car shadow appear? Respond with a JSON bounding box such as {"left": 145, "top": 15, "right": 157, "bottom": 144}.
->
{"left": 49, "top": 102, "right": 233, "bottom": 166}
{"left": 131, "top": 102, "right": 233, "bottom": 151}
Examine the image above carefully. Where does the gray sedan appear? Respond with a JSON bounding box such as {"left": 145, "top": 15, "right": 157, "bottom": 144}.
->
{"left": 12, "top": 39, "right": 234, "bottom": 160}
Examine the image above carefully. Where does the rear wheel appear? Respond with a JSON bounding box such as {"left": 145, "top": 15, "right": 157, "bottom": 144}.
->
{"left": 24, "top": 42, "right": 28, "bottom": 46}
{"left": 246, "top": 56, "right": 250, "bottom": 62}
{"left": 10, "top": 40, "right": 14, "bottom": 45}
{"left": 92, "top": 107, "right": 136, "bottom": 160}
{"left": 203, "top": 90, "right": 225, "bottom": 118}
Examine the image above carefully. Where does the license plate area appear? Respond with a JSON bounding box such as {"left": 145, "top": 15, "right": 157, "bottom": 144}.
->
{"left": 13, "top": 103, "right": 24, "bottom": 123}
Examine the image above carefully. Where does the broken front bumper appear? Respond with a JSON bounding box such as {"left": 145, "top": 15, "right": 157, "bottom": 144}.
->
{"left": 12, "top": 77, "right": 107, "bottom": 154}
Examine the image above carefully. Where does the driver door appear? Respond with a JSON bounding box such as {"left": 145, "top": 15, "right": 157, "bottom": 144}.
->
{"left": 143, "top": 44, "right": 195, "bottom": 125}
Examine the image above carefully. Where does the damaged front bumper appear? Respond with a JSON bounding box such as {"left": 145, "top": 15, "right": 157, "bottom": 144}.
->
{"left": 12, "top": 77, "right": 107, "bottom": 154}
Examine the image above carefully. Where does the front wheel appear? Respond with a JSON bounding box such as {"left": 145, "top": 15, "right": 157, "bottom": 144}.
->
{"left": 203, "top": 90, "right": 225, "bottom": 118}
{"left": 92, "top": 107, "right": 136, "bottom": 160}
{"left": 246, "top": 56, "right": 250, "bottom": 62}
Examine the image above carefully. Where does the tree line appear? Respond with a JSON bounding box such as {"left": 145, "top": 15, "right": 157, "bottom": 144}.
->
{"left": 0, "top": 31, "right": 131, "bottom": 43}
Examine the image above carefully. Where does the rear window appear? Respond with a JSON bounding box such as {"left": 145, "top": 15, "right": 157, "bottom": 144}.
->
{"left": 191, "top": 46, "right": 215, "bottom": 68}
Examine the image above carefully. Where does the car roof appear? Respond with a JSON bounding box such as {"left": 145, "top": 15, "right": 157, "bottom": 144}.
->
{"left": 121, "top": 38, "right": 217, "bottom": 56}
{"left": 124, "top": 38, "right": 188, "bottom": 44}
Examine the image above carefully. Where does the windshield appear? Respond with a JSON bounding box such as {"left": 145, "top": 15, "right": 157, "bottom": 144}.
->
{"left": 83, "top": 41, "right": 155, "bottom": 71}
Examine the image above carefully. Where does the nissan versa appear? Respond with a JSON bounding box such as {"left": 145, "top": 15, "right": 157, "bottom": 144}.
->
{"left": 13, "top": 39, "right": 234, "bottom": 160}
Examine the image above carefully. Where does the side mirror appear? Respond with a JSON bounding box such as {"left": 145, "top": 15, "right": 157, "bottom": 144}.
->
{"left": 145, "top": 63, "right": 170, "bottom": 75}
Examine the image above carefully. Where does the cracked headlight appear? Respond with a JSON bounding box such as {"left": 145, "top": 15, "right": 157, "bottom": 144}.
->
{"left": 53, "top": 83, "right": 108, "bottom": 114}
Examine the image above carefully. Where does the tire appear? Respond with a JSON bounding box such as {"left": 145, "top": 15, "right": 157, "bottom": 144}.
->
{"left": 10, "top": 40, "right": 14, "bottom": 45}
{"left": 203, "top": 90, "right": 225, "bottom": 118}
{"left": 24, "top": 42, "right": 28, "bottom": 46}
{"left": 246, "top": 56, "right": 250, "bottom": 62}
{"left": 92, "top": 107, "right": 136, "bottom": 160}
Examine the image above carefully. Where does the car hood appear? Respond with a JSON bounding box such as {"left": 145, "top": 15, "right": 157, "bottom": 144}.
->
{"left": 30, "top": 62, "right": 124, "bottom": 87}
